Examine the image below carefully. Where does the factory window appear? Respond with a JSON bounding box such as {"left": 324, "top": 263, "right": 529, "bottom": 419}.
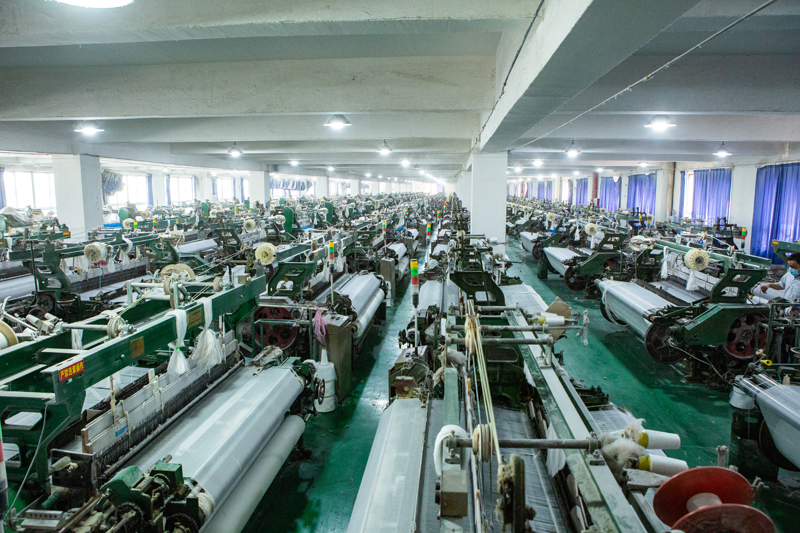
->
{"left": 242, "top": 179, "right": 250, "bottom": 200}
{"left": 2, "top": 171, "right": 57, "bottom": 213}
{"left": 169, "top": 176, "right": 195, "bottom": 204}
{"left": 107, "top": 175, "right": 150, "bottom": 209}
{"left": 217, "top": 177, "right": 235, "bottom": 200}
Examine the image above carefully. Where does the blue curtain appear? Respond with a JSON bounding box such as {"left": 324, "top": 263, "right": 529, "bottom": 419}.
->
{"left": 678, "top": 171, "right": 686, "bottom": 219}
{"left": 165, "top": 175, "right": 171, "bottom": 205}
{"left": 751, "top": 162, "right": 800, "bottom": 261}
{"left": 146, "top": 173, "right": 154, "bottom": 206}
{"left": 192, "top": 176, "right": 198, "bottom": 200}
{"left": 0, "top": 167, "right": 6, "bottom": 209}
{"left": 598, "top": 176, "right": 621, "bottom": 211}
{"left": 626, "top": 173, "right": 657, "bottom": 214}
{"left": 546, "top": 180, "right": 553, "bottom": 201}
{"left": 537, "top": 182, "right": 544, "bottom": 199}
{"left": 576, "top": 178, "right": 589, "bottom": 205}
{"left": 564, "top": 179, "right": 572, "bottom": 205}
{"left": 692, "top": 168, "right": 732, "bottom": 225}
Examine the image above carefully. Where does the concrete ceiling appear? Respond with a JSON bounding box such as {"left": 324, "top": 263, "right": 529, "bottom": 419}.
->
{"left": 0, "top": 0, "right": 797, "bottom": 185}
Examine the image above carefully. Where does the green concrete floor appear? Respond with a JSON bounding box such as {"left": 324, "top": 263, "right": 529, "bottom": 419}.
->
{"left": 245, "top": 238, "right": 755, "bottom": 532}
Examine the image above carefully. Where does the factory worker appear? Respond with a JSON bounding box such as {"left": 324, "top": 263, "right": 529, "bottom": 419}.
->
{"left": 761, "top": 252, "right": 800, "bottom": 303}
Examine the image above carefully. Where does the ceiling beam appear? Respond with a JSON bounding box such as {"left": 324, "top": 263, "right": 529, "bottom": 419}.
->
{"left": 0, "top": 55, "right": 494, "bottom": 120}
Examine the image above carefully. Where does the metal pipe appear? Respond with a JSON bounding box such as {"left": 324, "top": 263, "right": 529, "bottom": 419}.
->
{"left": 61, "top": 324, "right": 109, "bottom": 331}
{"left": 450, "top": 336, "right": 553, "bottom": 346}
{"left": 449, "top": 324, "right": 577, "bottom": 332}
{"left": 456, "top": 437, "right": 599, "bottom": 450}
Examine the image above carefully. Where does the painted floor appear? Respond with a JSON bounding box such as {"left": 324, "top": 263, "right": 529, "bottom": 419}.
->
{"left": 246, "top": 238, "right": 761, "bottom": 532}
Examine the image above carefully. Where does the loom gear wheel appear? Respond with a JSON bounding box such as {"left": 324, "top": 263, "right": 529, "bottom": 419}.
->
{"left": 254, "top": 306, "right": 298, "bottom": 349}
{"left": 724, "top": 313, "right": 767, "bottom": 360}
{"left": 255, "top": 243, "right": 278, "bottom": 265}
{"left": 684, "top": 249, "right": 710, "bottom": 271}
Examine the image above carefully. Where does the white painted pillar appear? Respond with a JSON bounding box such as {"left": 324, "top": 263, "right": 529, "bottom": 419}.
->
{"left": 150, "top": 169, "right": 168, "bottom": 206}
{"left": 195, "top": 172, "right": 213, "bottom": 201}
{"left": 620, "top": 175, "right": 629, "bottom": 210}
{"left": 349, "top": 179, "right": 361, "bottom": 197}
{"left": 249, "top": 171, "right": 270, "bottom": 206}
{"left": 379, "top": 182, "right": 387, "bottom": 193}
{"left": 314, "top": 176, "right": 329, "bottom": 198}
{"left": 654, "top": 169, "right": 671, "bottom": 222}
{"left": 572, "top": 179, "right": 577, "bottom": 204}
{"left": 52, "top": 154, "right": 103, "bottom": 236}
{"left": 461, "top": 171, "right": 473, "bottom": 212}
{"left": 469, "top": 152, "right": 507, "bottom": 254}
{"left": 730, "top": 165, "right": 758, "bottom": 253}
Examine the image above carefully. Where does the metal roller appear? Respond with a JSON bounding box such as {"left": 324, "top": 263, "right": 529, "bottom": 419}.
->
{"left": 597, "top": 280, "right": 670, "bottom": 337}
{"left": 543, "top": 247, "right": 580, "bottom": 276}
{"left": 177, "top": 239, "right": 218, "bottom": 254}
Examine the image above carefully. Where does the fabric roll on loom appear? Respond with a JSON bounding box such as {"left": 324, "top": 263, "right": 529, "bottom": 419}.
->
{"left": 177, "top": 239, "right": 218, "bottom": 254}
{"left": 597, "top": 280, "right": 671, "bottom": 337}
{"left": 126, "top": 366, "right": 305, "bottom": 530}
{"left": 543, "top": 247, "right": 581, "bottom": 277}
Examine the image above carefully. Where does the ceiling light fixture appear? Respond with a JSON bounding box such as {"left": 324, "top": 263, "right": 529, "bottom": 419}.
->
{"left": 644, "top": 115, "right": 676, "bottom": 131}
{"left": 550, "top": 173, "right": 557, "bottom": 178}
{"left": 638, "top": 162, "right": 649, "bottom": 168}
{"left": 565, "top": 140, "right": 581, "bottom": 157}
{"left": 54, "top": 0, "right": 133, "bottom": 8}
{"left": 400, "top": 159, "right": 410, "bottom": 167}
{"left": 533, "top": 159, "right": 543, "bottom": 167}
{"left": 378, "top": 174, "right": 383, "bottom": 178}
{"left": 364, "top": 173, "right": 372, "bottom": 178}
{"left": 595, "top": 167, "right": 603, "bottom": 173}
{"left": 514, "top": 166, "right": 522, "bottom": 173}
{"left": 74, "top": 120, "right": 104, "bottom": 135}
{"left": 714, "top": 141, "right": 731, "bottom": 158}
{"left": 573, "top": 171, "right": 580, "bottom": 176}
{"left": 327, "top": 166, "right": 335, "bottom": 172}
{"left": 290, "top": 160, "right": 299, "bottom": 166}
{"left": 228, "top": 142, "right": 243, "bottom": 158}
{"left": 323, "top": 114, "right": 352, "bottom": 130}
{"left": 378, "top": 139, "right": 393, "bottom": 155}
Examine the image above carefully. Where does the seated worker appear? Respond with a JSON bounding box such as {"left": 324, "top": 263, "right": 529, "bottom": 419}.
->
{"left": 761, "top": 252, "right": 800, "bottom": 303}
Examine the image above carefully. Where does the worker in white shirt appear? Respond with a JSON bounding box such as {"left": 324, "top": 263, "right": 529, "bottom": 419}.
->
{"left": 761, "top": 252, "right": 800, "bottom": 303}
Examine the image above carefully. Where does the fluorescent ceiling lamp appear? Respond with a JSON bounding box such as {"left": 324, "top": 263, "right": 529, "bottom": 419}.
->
{"left": 714, "top": 141, "right": 731, "bottom": 157}
{"left": 290, "top": 160, "right": 299, "bottom": 166}
{"left": 595, "top": 167, "right": 603, "bottom": 172}
{"left": 54, "top": 0, "right": 133, "bottom": 7}
{"left": 419, "top": 170, "right": 426, "bottom": 176}
{"left": 74, "top": 120, "right": 104, "bottom": 135}
{"left": 400, "top": 159, "right": 410, "bottom": 167}
{"left": 378, "top": 140, "right": 393, "bottom": 155}
{"left": 565, "top": 140, "right": 580, "bottom": 157}
{"left": 514, "top": 166, "right": 522, "bottom": 173}
{"left": 228, "top": 142, "right": 243, "bottom": 158}
{"left": 364, "top": 173, "right": 372, "bottom": 177}
{"left": 638, "top": 162, "right": 649, "bottom": 168}
{"left": 573, "top": 171, "right": 580, "bottom": 176}
{"left": 327, "top": 166, "right": 335, "bottom": 171}
{"left": 323, "top": 114, "right": 352, "bottom": 130}
{"left": 533, "top": 159, "right": 543, "bottom": 167}
{"left": 378, "top": 175, "right": 383, "bottom": 178}
{"left": 644, "top": 115, "right": 676, "bottom": 131}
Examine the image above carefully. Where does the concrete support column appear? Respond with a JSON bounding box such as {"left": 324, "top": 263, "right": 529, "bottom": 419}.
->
{"left": 654, "top": 169, "right": 671, "bottom": 222}
{"left": 52, "top": 154, "right": 103, "bottom": 235}
{"left": 150, "top": 169, "right": 168, "bottom": 206}
{"left": 620, "top": 175, "right": 629, "bottom": 210}
{"left": 195, "top": 172, "right": 213, "bottom": 201}
{"left": 249, "top": 171, "right": 270, "bottom": 206}
{"left": 315, "top": 176, "right": 329, "bottom": 198}
{"left": 730, "top": 165, "right": 758, "bottom": 253}
{"left": 349, "top": 179, "right": 361, "bottom": 197}
{"left": 469, "top": 152, "right": 507, "bottom": 254}
{"left": 461, "top": 171, "right": 473, "bottom": 212}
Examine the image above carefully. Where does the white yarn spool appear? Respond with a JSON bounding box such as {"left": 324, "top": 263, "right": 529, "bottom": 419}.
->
{"left": 243, "top": 218, "right": 257, "bottom": 231}
{"left": 584, "top": 223, "right": 599, "bottom": 236}
{"left": 687, "top": 492, "right": 722, "bottom": 512}
{"left": 83, "top": 242, "right": 107, "bottom": 263}
{"left": 255, "top": 243, "right": 277, "bottom": 265}
{"left": 684, "top": 248, "right": 710, "bottom": 272}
